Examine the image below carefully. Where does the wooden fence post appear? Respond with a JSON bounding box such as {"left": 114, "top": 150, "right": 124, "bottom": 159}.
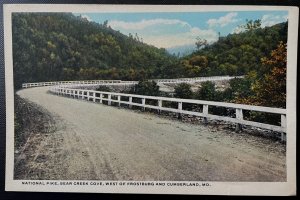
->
{"left": 158, "top": 100, "right": 162, "bottom": 114}
{"left": 129, "top": 96, "right": 132, "bottom": 108}
{"left": 203, "top": 104, "right": 208, "bottom": 124}
{"left": 281, "top": 114, "right": 287, "bottom": 142}
{"left": 108, "top": 94, "right": 111, "bottom": 105}
{"left": 118, "top": 95, "right": 121, "bottom": 107}
{"left": 142, "top": 98, "right": 146, "bottom": 111}
{"left": 87, "top": 92, "right": 90, "bottom": 101}
{"left": 178, "top": 102, "right": 182, "bottom": 119}
{"left": 236, "top": 108, "right": 243, "bottom": 132}
{"left": 100, "top": 93, "right": 103, "bottom": 104}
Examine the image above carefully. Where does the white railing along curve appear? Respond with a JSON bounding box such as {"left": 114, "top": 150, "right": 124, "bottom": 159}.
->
{"left": 22, "top": 79, "right": 123, "bottom": 88}
{"left": 21, "top": 76, "right": 286, "bottom": 141}
{"left": 153, "top": 75, "right": 244, "bottom": 83}
{"left": 48, "top": 85, "right": 287, "bottom": 141}
{"left": 22, "top": 76, "right": 243, "bottom": 88}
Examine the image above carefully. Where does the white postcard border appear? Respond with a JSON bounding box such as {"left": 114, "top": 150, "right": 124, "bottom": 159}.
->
{"left": 4, "top": 4, "right": 298, "bottom": 195}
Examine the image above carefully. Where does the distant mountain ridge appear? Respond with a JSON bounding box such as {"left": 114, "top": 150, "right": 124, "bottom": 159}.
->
{"left": 167, "top": 44, "right": 196, "bottom": 57}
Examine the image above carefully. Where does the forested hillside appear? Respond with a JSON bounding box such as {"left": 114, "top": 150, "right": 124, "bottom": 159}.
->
{"left": 12, "top": 13, "right": 287, "bottom": 90}
{"left": 181, "top": 22, "right": 287, "bottom": 77}
{"left": 12, "top": 13, "right": 181, "bottom": 88}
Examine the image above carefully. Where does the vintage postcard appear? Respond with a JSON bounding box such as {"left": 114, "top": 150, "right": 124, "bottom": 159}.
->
{"left": 4, "top": 4, "right": 298, "bottom": 195}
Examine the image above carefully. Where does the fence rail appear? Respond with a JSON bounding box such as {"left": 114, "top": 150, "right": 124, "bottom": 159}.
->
{"left": 22, "top": 76, "right": 243, "bottom": 88}
{"left": 49, "top": 86, "right": 287, "bottom": 141}
{"left": 153, "top": 75, "right": 244, "bottom": 83}
{"left": 22, "top": 80, "right": 122, "bottom": 88}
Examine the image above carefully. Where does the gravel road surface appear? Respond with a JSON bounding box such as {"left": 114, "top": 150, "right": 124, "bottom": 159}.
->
{"left": 16, "top": 87, "right": 286, "bottom": 181}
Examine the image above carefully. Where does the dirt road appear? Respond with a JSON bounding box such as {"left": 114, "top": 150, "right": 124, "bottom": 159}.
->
{"left": 16, "top": 87, "right": 286, "bottom": 181}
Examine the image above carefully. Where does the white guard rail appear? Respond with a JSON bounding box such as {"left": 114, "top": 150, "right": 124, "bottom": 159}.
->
{"left": 22, "top": 76, "right": 243, "bottom": 88}
{"left": 22, "top": 80, "right": 123, "bottom": 88}
{"left": 153, "top": 75, "right": 244, "bottom": 83}
{"left": 49, "top": 86, "right": 287, "bottom": 141}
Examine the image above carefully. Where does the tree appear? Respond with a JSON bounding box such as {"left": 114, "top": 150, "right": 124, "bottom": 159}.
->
{"left": 195, "top": 81, "right": 217, "bottom": 101}
{"left": 232, "top": 42, "right": 286, "bottom": 109}
{"left": 103, "top": 20, "right": 108, "bottom": 27}
{"left": 77, "top": 67, "right": 99, "bottom": 80}
{"left": 225, "top": 72, "right": 256, "bottom": 103}
{"left": 195, "top": 81, "right": 230, "bottom": 116}
{"left": 195, "top": 37, "right": 208, "bottom": 50}
{"left": 174, "top": 83, "right": 193, "bottom": 99}
{"left": 240, "top": 19, "right": 262, "bottom": 31}
{"left": 231, "top": 43, "right": 286, "bottom": 125}
{"left": 251, "top": 41, "right": 287, "bottom": 108}
{"left": 131, "top": 80, "right": 160, "bottom": 96}
{"left": 181, "top": 55, "right": 208, "bottom": 77}
{"left": 189, "top": 55, "right": 208, "bottom": 67}
{"left": 62, "top": 67, "right": 76, "bottom": 80}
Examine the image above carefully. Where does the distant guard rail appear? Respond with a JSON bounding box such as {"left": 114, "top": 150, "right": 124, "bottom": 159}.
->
{"left": 22, "top": 76, "right": 243, "bottom": 88}
{"left": 152, "top": 75, "right": 244, "bottom": 83}
{"left": 22, "top": 80, "right": 122, "bottom": 88}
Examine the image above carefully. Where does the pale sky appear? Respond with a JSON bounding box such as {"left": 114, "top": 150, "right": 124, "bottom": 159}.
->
{"left": 74, "top": 11, "right": 288, "bottom": 49}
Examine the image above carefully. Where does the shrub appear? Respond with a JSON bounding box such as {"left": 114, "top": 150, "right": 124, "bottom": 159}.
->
{"left": 131, "top": 80, "right": 160, "bottom": 96}
{"left": 174, "top": 83, "right": 193, "bottom": 99}
{"left": 195, "top": 81, "right": 217, "bottom": 101}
